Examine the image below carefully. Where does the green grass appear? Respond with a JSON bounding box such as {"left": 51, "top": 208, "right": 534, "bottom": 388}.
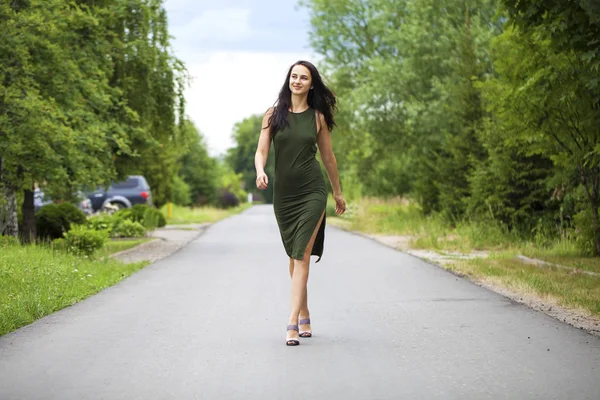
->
{"left": 0, "top": 242, "right": 148, "bottom": 336}
{"left": 335, "top": 197, "right": 600, "bottom": 317}
{"left": 445, "top": 255, "right": 600, "bottom": 317}
{"left": 160, "top": 203, "right": 252, "bottom": 225}
{"left": 102, "top": 238, "right": 153, "bottom": 256}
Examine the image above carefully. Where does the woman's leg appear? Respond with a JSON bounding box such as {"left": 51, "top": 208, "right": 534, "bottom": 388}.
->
{"left": 288, "top": 211, "right": 325, "bottom": 338}
{"left": 289, "top": 258, "right": 309, "bottom": 318}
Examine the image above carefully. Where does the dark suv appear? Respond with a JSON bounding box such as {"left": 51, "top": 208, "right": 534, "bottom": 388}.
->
{"left": 87, "top": 176, "right": 152, "bottom": 212}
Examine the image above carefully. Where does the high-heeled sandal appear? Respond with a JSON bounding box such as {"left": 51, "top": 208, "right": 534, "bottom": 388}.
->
{"left": 299, "top": 318, "right": 312, "bottom": 338}
{"left": 286, "top": 325, "right": 300, "bottom": 346}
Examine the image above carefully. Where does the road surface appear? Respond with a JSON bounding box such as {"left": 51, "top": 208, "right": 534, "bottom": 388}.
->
{"left": 1, "top": 205, "right": 599, "bottom": 399}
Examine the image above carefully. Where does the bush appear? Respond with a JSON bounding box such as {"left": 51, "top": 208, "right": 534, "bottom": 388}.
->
{"left": 110, "top": 219, "right": 146, "bottom": 238}
{"left": 113, "top": 208, "right": 136, "bottom": 223}
{"left": 573, "top": 209, "right": 595, "bottom": 256}
{"left": 58, "top": 225, "right": 109, "bottom": 257}
{"left": 58, "top": 202, "right": 87, "bottom": 225}
{"left": 87, "top": 213, "right": 115, "bottom": 234}
{"left": 113, "top": 204, "right": 166, "bottom": 229}
{"left": 36, "top": 203, "right": 87, "bottom": 240}
{"left": 1, "top": 235, "right": 20, "bottom": 247}
{"left": 142, "top": 207, "right": 166, "bottom": 230}
{"left": 173, "top": 175, "right": 192, "bottom": 206}
{"left": 216, "top": 189, "right": 240, "bottom": 209}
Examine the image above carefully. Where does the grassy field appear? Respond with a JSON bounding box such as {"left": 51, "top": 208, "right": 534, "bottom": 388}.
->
{"left": 1, "top": 203, "right": 252, "bottom": 337}
{"left": 102, "top": 238, "right": 154, "bottom": 256}
{"left": 0, "top": 242, "right": 148, "bottom": 336}
{"left": 332, "top": 197, "right": 600, "bottom": 318}
{"left": 160, "top": 203, "right": 252, "bottom": 225}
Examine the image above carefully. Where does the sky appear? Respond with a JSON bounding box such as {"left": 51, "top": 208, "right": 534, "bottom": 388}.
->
{"left": 163, "top": 0, "right": 318, "bottom": 156}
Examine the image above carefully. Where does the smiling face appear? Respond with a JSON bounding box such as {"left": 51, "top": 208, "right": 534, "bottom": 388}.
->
{"left": 289, "top": 64, "right": 312, "bottom": 96}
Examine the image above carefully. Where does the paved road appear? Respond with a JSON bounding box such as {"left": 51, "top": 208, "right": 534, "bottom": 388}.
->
{"left": 1, "top": 205, "right": 599, "bottom": 400}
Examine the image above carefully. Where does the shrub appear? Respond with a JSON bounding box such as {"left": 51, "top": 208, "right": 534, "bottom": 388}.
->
{"left": 87, "top": 213, "right": 115, "bottom": 234}
{"left": 573, "top": 209, "right": 595, "bottom": 256}
{"left": 142, "top": 207, "right": 166, "bottom": 230}
{"left": 113, "top": 204, "right": 166, "bottom": 229}
{"left": 60, "top": 225, "right": 109, "bottom": 257}
{"left": 113, "top": 208, "right": 136, "bottom": 223}
{"left": 110, "top": 219, "right": 146, "bottom": 238}
{"left": 173, "top": 175, "right": 192, "bottom": 206}
{"left": 130, "top": 204, "right": 148, "bottom": 223}
{"left": 36, "top": 203, "right": 86, "bottom": 240}
{"left": 1, "top": 235, "right": 20, "bottom": 247}
{"left": 58, "top": 202, "right": 87, "bottom": 226}
{"left": 216, "top": 189, "right": 240, "bottom": 209}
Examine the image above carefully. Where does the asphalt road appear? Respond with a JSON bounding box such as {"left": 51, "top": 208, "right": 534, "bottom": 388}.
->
{"left": 1, "top": 205, "right": 599, "bottom": 400}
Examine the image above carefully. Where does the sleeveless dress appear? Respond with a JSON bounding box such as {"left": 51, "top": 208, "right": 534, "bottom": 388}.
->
{"left": 272, "top": 107, "right": 327, "bottom": 263}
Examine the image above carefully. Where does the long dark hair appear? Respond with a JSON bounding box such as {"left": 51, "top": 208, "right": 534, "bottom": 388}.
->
{"left": 266, "top": 60, "right": 337, "bottom": 136}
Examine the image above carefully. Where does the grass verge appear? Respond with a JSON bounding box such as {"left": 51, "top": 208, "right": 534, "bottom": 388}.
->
{"left": 0, "top": 242, "right": 148, "bottom": 336}
{"left": 160, "top": 203, "right": 252, "bottom": 225}
{"left": 445, "top": 254, "right": 600, "bottom": 317}
{"left": 331, "top": 197, "right": 600, "bottom": 319}
{"left": 102, "top": 238, "right": 154, "bottom": 256}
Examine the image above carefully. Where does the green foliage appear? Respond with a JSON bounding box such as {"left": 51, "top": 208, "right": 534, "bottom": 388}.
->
{"left": 1, "top": 240, "right": 148, "bottom": 336}
{"left": 299, "top": 0, "right": 600, "bottom": 255}
{"left": 573, "top": 210, "right": 596, "bottom": 256}
{"left": 0, "top": 0, "right": 187, "bottom": 237}
{"left": 110, "top": 219, "right": 146, "bottom": 238}
{"left": 60, "top": 225, "right": 109, "bottom": 257}
{"left": 142, "top": 207, "right": 166, "bottom": 230}
{"left": 87, "top": 204, "right": 164, "bottom": 237}
{"left": 35, "top": 203, "right": 86, "bottom": 240}
{"left": 226, "top": 115, "right": 275, "bottom": 203}
{"left": 87, "top": 213, "right": 115, "bottom": 233}
{"left": 172, "top": 175, "right": 192, "bottom": 206}
{"left": 178, "top": 120, "right": 219, "bottom": 205}
{"left": 216, "top": 164, "right": 247, "bottom": 209}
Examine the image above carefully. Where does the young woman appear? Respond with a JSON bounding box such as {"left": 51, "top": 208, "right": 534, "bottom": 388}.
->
{"left": 254, "top": 60, "right": 346, "bottom": 346}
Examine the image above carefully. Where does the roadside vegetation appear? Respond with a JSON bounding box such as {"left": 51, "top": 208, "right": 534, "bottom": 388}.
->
{"left": 161, "top": 203, "right": 252, "bottom": 225}
{"left": 0, "top": 201, "right": 250, "bottom": 337}
{"left": 328, "top": 197, "right": 600, "bottom": 318}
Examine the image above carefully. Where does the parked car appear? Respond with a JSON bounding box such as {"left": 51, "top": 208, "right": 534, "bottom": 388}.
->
{"left": 34, "top": 189, "right": 93, "bottom": 215}
{"left": 86, "top": 175, "right": 152, "bottom": 212}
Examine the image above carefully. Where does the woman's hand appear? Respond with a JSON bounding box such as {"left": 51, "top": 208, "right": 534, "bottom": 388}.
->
{"left": 334, "top": 193, "right": 346, "bottom": 215}
{"left": 256, "top": 172, "right": 269, "bottom": 190}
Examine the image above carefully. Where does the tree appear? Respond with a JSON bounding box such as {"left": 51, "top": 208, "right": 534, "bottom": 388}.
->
{"left": 226, "top": 115, "right": 275, "bottom": 203}
{"left": 178, "top": 120, "right": 219, "bottom": 205}
{"left": 0, "top": 0, "right": 187, "bottom": 238}
{"left": 484, "top": 24, "right": 600, "bottom": 252}
{"left": 302, "top": 0, "right": 501, "bottom": 217}
{"left": 0, "top": 1, "right": 133, "bottom": 239}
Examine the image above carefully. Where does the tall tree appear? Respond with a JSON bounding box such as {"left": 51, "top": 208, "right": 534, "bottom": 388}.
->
{"left": 484, "top": 23, "right": 600, "bottom": 252}
{"left": 0, "top": 0, "right": 133, "bottom": 238}
{"left": 178, "top": 120, "right": 219, "bottom": 205}
{"left": 226, "top": 115, "right": 275, "bottom": 203}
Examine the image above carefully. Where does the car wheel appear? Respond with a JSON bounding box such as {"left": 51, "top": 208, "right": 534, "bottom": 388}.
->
{"left": 111, "top": 202, "right": 127, "bottom": 210}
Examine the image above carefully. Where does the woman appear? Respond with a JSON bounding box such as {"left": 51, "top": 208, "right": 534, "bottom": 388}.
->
{"left": 254, "top": 60, "right": 346, "bottom": 346}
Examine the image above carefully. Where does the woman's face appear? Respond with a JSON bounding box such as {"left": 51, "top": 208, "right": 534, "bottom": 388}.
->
{"left": 289, "top": 64, "right": 312, "bottom": 96}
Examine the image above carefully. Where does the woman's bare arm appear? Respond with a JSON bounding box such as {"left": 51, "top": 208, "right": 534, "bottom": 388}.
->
{"left": 316, "top": 112, "right": 342, "bottom": 197}
{"left": 254, "top": 107, "right": 274, "bottom": 190}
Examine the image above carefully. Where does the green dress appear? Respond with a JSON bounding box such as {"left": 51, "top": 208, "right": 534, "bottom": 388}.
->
{"left": 272, "top": 107, "right": 327, "bottom": 262}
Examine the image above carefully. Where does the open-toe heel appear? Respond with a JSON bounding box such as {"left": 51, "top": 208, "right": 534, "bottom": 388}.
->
{"left": 299, "top": 318, "right": 312, "bottom": 338}
{"left": 286, "top": 325, "right": 300, "bottom": 346}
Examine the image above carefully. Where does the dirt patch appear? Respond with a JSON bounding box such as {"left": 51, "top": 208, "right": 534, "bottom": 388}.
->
{"left": 111, "top": 223, "right": 210, "bottom": 264}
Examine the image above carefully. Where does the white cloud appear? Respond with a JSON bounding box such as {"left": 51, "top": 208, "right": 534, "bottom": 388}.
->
{"left": 182, "top": 51, "right": 316, "bottom": 156}
{"left": 170, "top": 8, "right": 252, "bottom": 46}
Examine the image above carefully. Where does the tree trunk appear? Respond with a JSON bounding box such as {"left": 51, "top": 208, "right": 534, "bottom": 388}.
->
{"left": 1, "top": 185, "right": 19, "bottom": 237}
{"left": 20, "top": 186, "right": 36, "bottom": 243}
